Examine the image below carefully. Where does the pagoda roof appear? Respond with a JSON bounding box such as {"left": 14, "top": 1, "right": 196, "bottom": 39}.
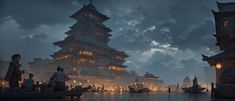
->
{"left": 183, "top": 76, "right": 191, "bottom": 82}
{"left": 53, "top": 40, "right": 73, "bottom": 47}
{"left": 69, "top": 21, "right": 111, "bottom": 32}
{"left": 202, "top": 51, "right": 235, "bottom": 65}
{"left": 110, "top": 49, "right": 129, "bottom": 58}
{"left": 217, "top": 1, "right": 235, "bottom": 12}
{"left": 53, "top": 35, "right": 128, "bottom": 59}
{"left": 96, "top": 24, "right": 112, "bottom": 32}
{"left": 143, "top": 72, "right": 158, "bottom": 79}
{"left": 53, "top": 37, "right": 111, "bottom": 53}
{"left": 53, "top": 34, "right": 77, "bottom": 47}
{"left": 74, "top": 34, "right": 108, "bottom": 47}
{"left": 65, "top": 29, "right": 112, "bottom": 37}
{"left": 65, "top": 28, "right": 112, "bottom": 37}
{"left": 108, "top": 63, "right": 127, "bottom": 68}
{"left": 53, "top": 34, "right": 108, "bottom": 48}
{"left": 51, "top": 50, "right": 71, "bottom": 56}
{"left": 71, "top": 4, "right": 110, "bottom": 21}
{"left": 212, "top": 10, "right": 235, "bottom": 17}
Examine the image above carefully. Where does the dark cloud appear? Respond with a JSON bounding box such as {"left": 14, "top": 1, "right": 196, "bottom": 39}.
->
{"left": 1, "top": 0, "right": 234, "bottom": 83}
{"left": 170, "top": 20, "right": 216, "bottom": 50}
{"left": 0, "top": 0, "right": 79, "bottom": 28}
{"left": 0, "top": 17, "right": 65, "bottom": 65}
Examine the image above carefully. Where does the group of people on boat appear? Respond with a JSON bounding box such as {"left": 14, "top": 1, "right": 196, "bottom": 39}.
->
{"left": 128, "top": 79, "right": 150, "bottom": 93}
{"left": 4, "top": 54, "right": 69, "bottom": 92}
{"left": 49, "top": 66, "right": 69, "bottom": 91}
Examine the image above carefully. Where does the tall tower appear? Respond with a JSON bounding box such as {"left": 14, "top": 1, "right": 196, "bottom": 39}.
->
{"left": 51, "top": 3, "right": 128, "bottom": 83}
{"left": 203, "top": 2, "right": 235, "bottom": 98}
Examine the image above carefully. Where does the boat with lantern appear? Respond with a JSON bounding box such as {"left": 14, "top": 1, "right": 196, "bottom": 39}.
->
{"left": 128, "top": 79, "right": 151, "bottom": 93}
{"left": 181, "top": 76, "right": 205, "bottom": 93}
{"left": 0, "top": 86, "right": 90, "bottom": 99}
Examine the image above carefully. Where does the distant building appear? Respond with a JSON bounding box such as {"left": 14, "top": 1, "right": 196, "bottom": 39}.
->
{"left": 182, "top": 76, "right": 191, "bottom": 87}
{"left": 28, "top": 58, "right": 54, "bottom": 81}
{"left": 0, "top": 59, "right": 9, "bottom": 78}
{"left": 0, "top": 59, "right": 9, "bottom": 88}
{"left": 141, "top": 72, "right": 159, "bottom": 91}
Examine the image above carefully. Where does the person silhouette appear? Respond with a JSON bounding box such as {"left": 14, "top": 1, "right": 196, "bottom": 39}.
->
{"left": 4, "top": 54, "right": 25, "bottom": 91}
{"left": 22, "top": 73, "right": 35, "bottom": 91}
{"left": 50, "top": 66, "right": 69, "bottom": 91}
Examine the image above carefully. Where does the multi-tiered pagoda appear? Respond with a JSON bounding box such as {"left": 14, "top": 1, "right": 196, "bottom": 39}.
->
{"left": 51, "top": 2, "right": 129, "bottom": 88}
{"left": 203, "top": 2, "right": 235, "bottom": 98}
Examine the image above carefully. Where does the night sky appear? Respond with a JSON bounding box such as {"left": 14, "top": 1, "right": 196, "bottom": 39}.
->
{"left": 0, "top": 0, "right": 234, "bottom": 84}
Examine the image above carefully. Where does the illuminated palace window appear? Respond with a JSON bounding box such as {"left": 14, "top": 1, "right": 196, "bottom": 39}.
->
{"left": 79, "top": 50, "right": 93, "bottom": 56}
{"left": 96, "top": 32, "right": 105, "bottom": 36}
{"left": 73, "top": 58, "right": 96, "bottom": 64}
{"left": 115, "top": 55, "right": 123, "bottom": 60}
{"left": 54, "top": 54, "right": 71, "bottom": 60}
{"left": 108, "top": 65, "right": 127, "bottom": 71}
{"left": 224, "top": 20, "right": 229, "bottom": 28}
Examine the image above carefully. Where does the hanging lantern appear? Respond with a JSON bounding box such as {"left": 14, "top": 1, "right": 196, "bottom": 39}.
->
{"left": 215, "top": 63, "right": 222, "bottom": 69}
{"left": 2, "top": 82, "right": 5, "bottom": 85}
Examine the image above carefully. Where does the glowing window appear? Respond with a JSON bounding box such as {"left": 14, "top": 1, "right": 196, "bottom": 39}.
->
{"left": 79, "top": 50, "right": 93, "bottom": 56}
{"left": 54, "top": 54, "right": 71, "bottom": 60}
{"left": 224, "top": 20, "right": 229, "bottom": 28}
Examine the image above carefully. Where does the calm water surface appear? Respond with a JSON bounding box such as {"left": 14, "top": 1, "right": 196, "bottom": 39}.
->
{"left": 3, "top": 92, "right": 234, "bottom": 101}
{"left": 80, "top": 92, "right": 233, "bottom": 101}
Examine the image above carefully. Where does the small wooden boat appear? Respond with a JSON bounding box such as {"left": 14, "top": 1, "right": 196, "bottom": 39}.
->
{"left": 128, "top": 79, "right": 151, "bottom": 93}
{"left": 128, "top": 86, "right": 150, "bottom": 93}
{"left": 182, "top": 76, "right": 205, "bottom": 94}
{"left": 0, "top": 87, "right": 89, "bottom": 99}
{"left": 182, "top": 87, "right": 205, "bottom": 93}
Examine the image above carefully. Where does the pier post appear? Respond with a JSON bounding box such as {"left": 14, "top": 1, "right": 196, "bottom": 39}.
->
{"left": 211, "top": 82, "right": 214, "bottom": 98}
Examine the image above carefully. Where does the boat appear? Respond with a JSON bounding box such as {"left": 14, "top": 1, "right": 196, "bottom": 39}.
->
{"left": 182, "top": 76, "right": 205, "bottom": 93}
{"left": 0, "top": 87, "right": 89, "bottom": 99}
{"left": 128, "top": 79, "right": 151, "bottom": 93}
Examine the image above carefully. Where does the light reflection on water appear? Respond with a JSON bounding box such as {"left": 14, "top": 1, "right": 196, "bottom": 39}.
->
{"left": 2, "top": 92, "right": 234, "bottom": 101}
{"left": 80, "top": 92, "right": 210, "bottom": 101}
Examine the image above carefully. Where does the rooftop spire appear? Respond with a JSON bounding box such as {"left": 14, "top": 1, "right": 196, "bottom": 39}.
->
{"left": 87, "top": 0, "right": 95, "bottom": 8}
{"left": 89, "top": 0, "right": 92, "bottom": 5}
